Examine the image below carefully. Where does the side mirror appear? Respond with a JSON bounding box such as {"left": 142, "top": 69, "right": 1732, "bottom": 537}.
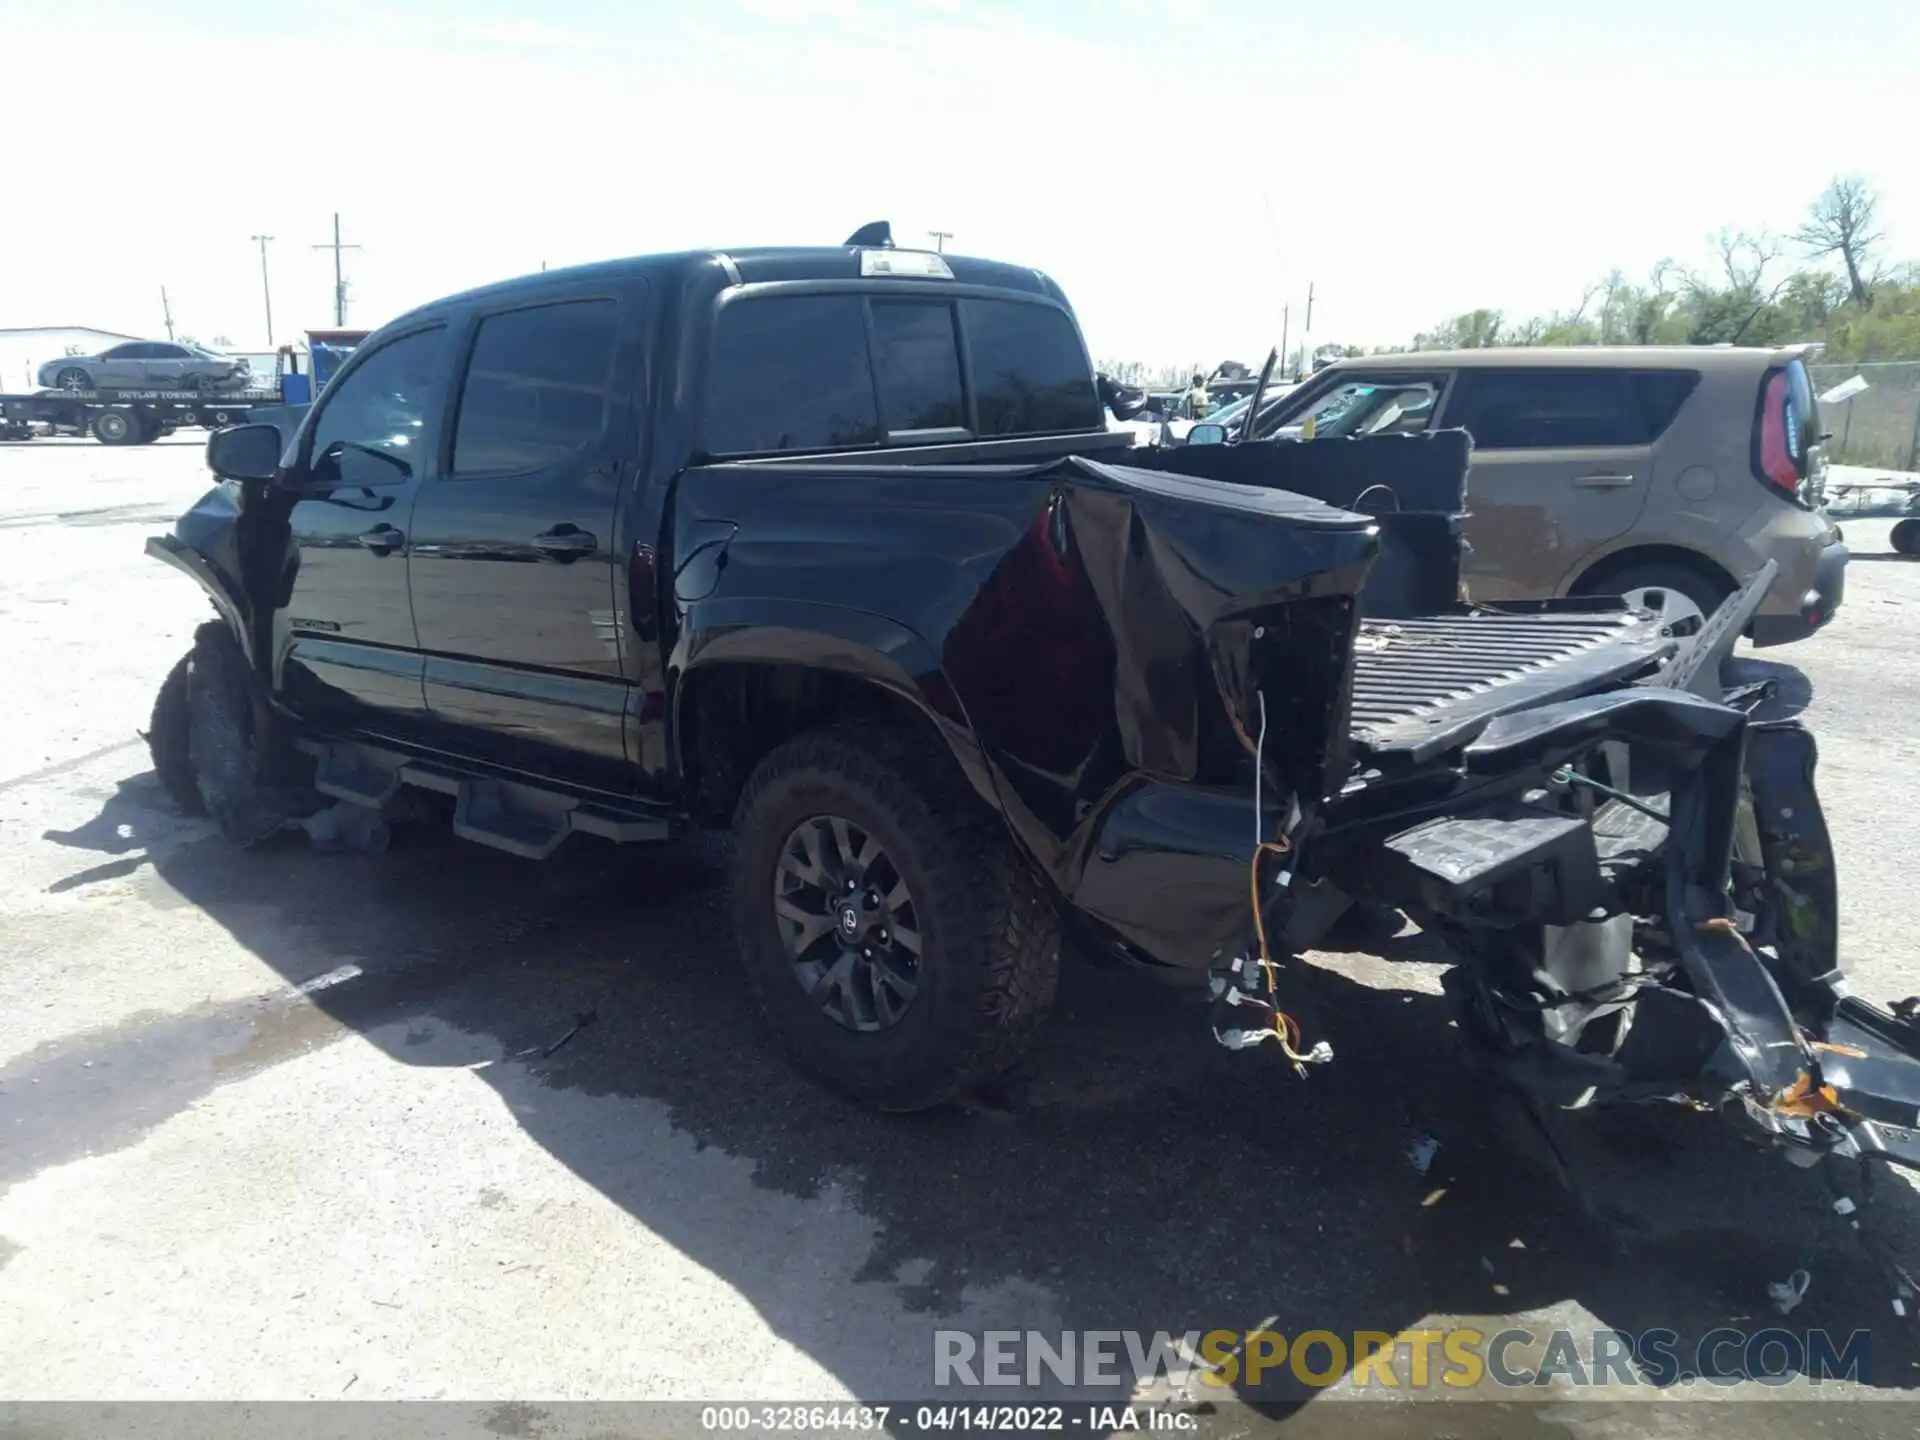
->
{"left": 206, "top": 423, "right": 283, "bottom": 482}
{"left": 1187, "top": 423, "right": 1229, "bottom": 447}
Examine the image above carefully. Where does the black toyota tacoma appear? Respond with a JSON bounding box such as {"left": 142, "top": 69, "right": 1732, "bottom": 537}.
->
{"left": 146, "top": 228, "right": 1920, "bottom": 1312}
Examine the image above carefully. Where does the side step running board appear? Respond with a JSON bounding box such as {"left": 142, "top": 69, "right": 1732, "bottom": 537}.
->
{"left": 297, "top": 739, "right": 671, "bottom": 859}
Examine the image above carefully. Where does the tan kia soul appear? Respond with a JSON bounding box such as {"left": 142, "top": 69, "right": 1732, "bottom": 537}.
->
{"left": 1245, "top": 346, "right": 1846, "bottom": 645}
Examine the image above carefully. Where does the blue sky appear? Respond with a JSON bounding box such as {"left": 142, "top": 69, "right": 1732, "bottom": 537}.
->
{"left": 2, "top": 0, "right": 1914, "bottom": 367}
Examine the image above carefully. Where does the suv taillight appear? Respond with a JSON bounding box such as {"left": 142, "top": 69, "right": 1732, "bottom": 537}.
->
{"left": 1753, "top": 370, "right": 1803, "bottom": 501}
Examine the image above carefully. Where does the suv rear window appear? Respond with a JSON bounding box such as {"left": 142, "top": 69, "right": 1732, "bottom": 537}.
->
{"left": 705, "top": 296, "right": 882, "bottom": 455}
{"left": 1443, "top": 369, "right": 1699, "bottom": 449}
{"left": 962, "top": 298, "right": 1102, "bottom": 436}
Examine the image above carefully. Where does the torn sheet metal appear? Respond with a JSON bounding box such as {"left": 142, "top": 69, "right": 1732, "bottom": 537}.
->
{"left": 676, "top": 452, "right": 1381, "bottom": 972}
{"left": 940, "top": 456, "right": 1379, "bottom": 971}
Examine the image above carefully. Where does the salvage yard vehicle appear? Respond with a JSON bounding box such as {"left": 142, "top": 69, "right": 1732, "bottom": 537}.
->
{"left": 144, "top": 227, "right": 1920, "bottom": 1330}
{"left": 39, "top": 340, "right": 250, "bottom": 393}
{"left": 1195, "top": 346, "right": 1849, "bottom": 646}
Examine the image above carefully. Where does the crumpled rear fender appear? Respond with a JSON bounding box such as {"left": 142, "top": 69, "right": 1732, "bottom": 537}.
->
{"left": 673, "top": 454, "right": 1380, "bottom": 972}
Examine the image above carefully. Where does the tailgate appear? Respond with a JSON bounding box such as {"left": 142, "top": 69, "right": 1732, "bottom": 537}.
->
{"left": 1348, "top": 609, "right": 1675, "bottom": 764}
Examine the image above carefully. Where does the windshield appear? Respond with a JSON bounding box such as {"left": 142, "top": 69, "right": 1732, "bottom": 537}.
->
{"left": 1200, "top": 385, "right": 1294, "bottom": 428}
{"left": 1257, "top": 377, "right": 1441, "bottom": 440}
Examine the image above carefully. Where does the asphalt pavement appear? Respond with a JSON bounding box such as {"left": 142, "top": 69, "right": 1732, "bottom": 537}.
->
{"left": 5, "top": 438, "right": 1920, "bottom": 1437}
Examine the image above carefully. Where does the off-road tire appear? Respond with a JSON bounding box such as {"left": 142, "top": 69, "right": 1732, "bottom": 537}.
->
{"left": 145, "top": 652, "right": 205, "bottom": 816}
{"left": 731, "top": 726, "right": 1059, "bottom": 1112}
{"left": 185, "top": 621, "right": 313, "bottom": 846}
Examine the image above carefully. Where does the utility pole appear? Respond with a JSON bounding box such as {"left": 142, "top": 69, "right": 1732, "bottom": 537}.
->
{"left": 311, "top": 212, "right": 362, "bottom": 326}
{"left": 1279, "top": 304, "right": 1290, "bottom": 379}
{"left": 927, "top": 230, "right": 953, "bottom": 253}
{"left": 1302, "top": 281, "right": 1316, "bottom": 373}
{"left": 160, "top": 286, "right": 175, "bottom": 341}
{"left": 250, "top": 234, "right": 275, "bottom": 347}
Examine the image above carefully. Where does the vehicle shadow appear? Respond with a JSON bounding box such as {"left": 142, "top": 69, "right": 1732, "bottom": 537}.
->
{"left": 1725, "top": 655, "right": 1814, "bottom": 722}
{"left": 25, "top": 757, "right": 1920, "bottom": 1420}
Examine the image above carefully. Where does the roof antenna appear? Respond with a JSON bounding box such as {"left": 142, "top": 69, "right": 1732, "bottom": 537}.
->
{"left": 844, "top": 221, "right": 894, "bottom": 248}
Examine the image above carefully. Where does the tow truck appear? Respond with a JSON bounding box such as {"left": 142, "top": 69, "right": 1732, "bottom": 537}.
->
{"left": 1, "top": 327, "right": 367, "bottom": 445}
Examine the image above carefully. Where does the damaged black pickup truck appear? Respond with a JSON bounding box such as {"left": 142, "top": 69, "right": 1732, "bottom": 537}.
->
{"left": 148, "top": 229, "right": 1920, "bottom": 1319}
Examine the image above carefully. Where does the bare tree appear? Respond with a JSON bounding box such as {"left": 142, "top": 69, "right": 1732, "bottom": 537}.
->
{"left": 1793, "top": 175, "right": 1884, "bottom": 308}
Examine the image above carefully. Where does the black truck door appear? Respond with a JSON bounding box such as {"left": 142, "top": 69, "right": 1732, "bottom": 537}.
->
{"left": 406, "top": 289, "right": 639, "bottom": 787}
{"left": 272, "top": 323, "right": 448, "bottom": 732}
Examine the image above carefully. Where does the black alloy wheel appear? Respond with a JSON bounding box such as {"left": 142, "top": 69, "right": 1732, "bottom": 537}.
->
{"left": 775, "top": 814, "right": 922, "bottom": 1031}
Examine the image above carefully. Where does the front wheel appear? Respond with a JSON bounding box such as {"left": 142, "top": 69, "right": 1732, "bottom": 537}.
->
{"left": 146, "top": 653, "right": 205, "bottom": 815}
{"left": 54, "top": 366, "right": 90, "bottom": 392}
{"left": 185, "top": 622, "right": 313, "bottom": 845}
{"left": 730, "top": 727, "right": 1059, "bottom": 1112}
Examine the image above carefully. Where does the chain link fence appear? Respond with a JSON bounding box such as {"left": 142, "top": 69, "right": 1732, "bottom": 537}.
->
{"left": 1810, "top": 361, "right": 1920, "bottom": 472}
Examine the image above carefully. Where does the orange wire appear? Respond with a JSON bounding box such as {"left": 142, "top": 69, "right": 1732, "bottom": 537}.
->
{"left": 1248, "top": 839, "right": 1311, "bottom": 1063}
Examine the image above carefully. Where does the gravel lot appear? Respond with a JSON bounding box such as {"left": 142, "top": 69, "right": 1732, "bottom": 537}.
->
{"left": 4, "top": 439, "right": 1920, "bottom": 1435}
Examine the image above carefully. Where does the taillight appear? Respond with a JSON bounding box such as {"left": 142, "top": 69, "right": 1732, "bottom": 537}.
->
{"left": 1754, "top": 371, "right": 1801, "bottom": 499}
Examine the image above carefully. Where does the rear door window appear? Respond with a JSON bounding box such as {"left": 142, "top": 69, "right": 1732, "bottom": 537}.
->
{"left": 871, "top": 299, "right": 966, "bottom": 436}
{"left": 961, "top": 298, "right": 1102, "bottom": 436}
{"left": 1443, "top": 370, "right": 1668, "bottom": 449}
{"left": 705, "top": 296, "right": 881, "bottom": 455}
{"left": 451, "top": 299, "right": 618, "bottom": 475}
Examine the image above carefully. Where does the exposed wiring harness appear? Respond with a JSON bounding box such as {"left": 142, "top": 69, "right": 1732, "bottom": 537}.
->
{"left": 1211, "top": 690, "right": 1331, "bottom": 1076}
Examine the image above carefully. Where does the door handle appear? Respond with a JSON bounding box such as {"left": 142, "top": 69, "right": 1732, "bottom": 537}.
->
{"left": 357, "top": 523, "right": 405, "bottom": 555}
{"left": 1573, "top": 473, "right": 1636, "bottom": 489}
{"left": 532, "top": 525, "right": 597, "bottom": 559}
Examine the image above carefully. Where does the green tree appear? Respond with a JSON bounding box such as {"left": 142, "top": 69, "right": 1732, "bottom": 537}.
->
{"left": 1794, "top": 175, "right": 1884, "bottom": 308}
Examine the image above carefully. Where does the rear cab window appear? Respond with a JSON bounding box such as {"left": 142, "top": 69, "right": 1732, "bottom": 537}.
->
{"left": 705, "top": 296, "right": 881, "bottom": 455}
{"left": 962, "top": 298, "right": 1103, "bottom": 436}
{"left": 701, "top": 289, "right": 1101, "bottom": 457}
{"left": 871, "top": 300, "right": 966, "bottom": 437}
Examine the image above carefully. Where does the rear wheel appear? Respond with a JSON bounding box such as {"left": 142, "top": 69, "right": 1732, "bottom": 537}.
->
{"left": 730, "top": 726, "right": 1059, "bottom": 1112}
{"left": 90, "top": 408, "right": 137, "bottom": 445}
{"left": 185, "top": 622, "right": 314, "bottom": 846}
{"left": 1577, "top": 562, "right": 1730, "bottom": 638}
{"left": 1892, "top": 518, "right": 1920, "bottom": 557}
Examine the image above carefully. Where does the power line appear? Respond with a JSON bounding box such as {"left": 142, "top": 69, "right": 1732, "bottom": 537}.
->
{"left": 251, "top": 235, "right": 275, "bottom": 347}
{"left": 311, "top": 213, "right": 363, "bottom": 326}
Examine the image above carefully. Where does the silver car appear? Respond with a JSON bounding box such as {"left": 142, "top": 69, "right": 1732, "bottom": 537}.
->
{"left": 38, "top": 341, "right": 250, "bottom": 393}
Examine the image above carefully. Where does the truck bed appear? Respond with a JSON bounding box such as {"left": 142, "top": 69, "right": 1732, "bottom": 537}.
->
{"left": 1347, "top": 608, "right": 1674, "bottom": 764}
